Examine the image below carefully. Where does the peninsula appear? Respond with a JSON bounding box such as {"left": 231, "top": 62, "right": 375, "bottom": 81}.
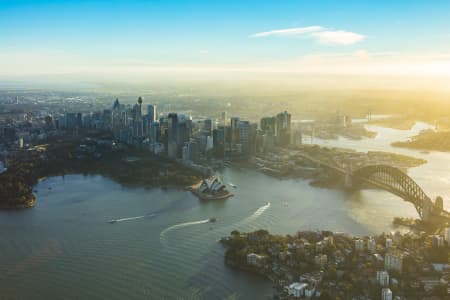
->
{"left": 0, "top": 134, "right": 201, "bottom": 209}
{"left": 222, "top": 229, "right": 450, "bottom": 299}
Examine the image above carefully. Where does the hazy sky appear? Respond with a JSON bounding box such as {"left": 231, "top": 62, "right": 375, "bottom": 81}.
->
{"left": 1, "top": 0, "right": 450, "bottom": 80}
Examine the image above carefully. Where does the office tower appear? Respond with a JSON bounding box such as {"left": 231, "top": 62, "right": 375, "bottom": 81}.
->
{"left": 381, "top": 288, "right": 392, "bottom": 300}
{"left": 261, "top": 116, "right": 277, "bottom": 135}
{"left": 147, "top": 104, "right": 157, "bottom": 122}
{"left": 204, "top": 119, "right": 213, "bottom": 135}
{"left": 376, "top": 271, "right": 389, "bottom": 287}
{"left": 230, "top": 117, "right": 240, "bottom": 148}
{"left": 213, "top": 126, "right": 226, "bottom": 158}
{"left": 221, "top": 111, "right": 228, "bottom": 126}
{"left": 102, "top": 110, "right": 112, "bottom": 130}
{"left": 385, "top": 252, "right": 403, "bottom": 272}
{"left": 276, "top": 111, "right": 291, "bottom": 146}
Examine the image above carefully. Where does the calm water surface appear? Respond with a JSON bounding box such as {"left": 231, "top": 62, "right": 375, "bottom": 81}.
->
{"left": 1, "top": 122, "right": 449, "bottom": 299}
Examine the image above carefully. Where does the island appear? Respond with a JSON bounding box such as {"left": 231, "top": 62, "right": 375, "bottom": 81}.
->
{"left": 222, "top": 229, "right": 450, "bottom": 299}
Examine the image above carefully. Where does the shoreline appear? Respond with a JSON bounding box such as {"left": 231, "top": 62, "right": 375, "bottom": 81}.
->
{"left": 0, "top": 140, "right": 202, "bottom": 210}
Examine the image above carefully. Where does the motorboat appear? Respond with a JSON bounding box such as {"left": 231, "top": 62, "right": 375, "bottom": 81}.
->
{"left": 209, "top": 217, "right": 217, "bottom": 223}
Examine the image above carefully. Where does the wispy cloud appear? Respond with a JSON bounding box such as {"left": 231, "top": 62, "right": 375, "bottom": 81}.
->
{"left": 250, "top": 26, "right": 365, "bottom": 45}
{"left": 250, "top": 26, "right": 323, "bottom": 38}
{"left": 312, "top": 30, "right": 365, "bottom": 45}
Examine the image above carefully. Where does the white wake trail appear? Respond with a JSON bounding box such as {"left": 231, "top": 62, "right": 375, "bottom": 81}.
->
{"left": 160, "top": 219, "right": 210, "bottom": 241}
{"left": 246, "top": 202, "right": 271, "bottom": 221}
{"left": 108, "top": 213, "right": 156, "bottom": 223}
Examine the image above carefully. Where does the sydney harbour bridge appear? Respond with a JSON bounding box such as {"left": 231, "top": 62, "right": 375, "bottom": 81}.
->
{"left": 298, "top": 153, "right": 450, "bottom": 223}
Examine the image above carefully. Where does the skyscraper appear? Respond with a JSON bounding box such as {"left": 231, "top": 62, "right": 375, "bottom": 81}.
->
{"left": 147, "top": 104, "right": 157, "bottom": 123}
{"left": 276, "top": 111, "right": 291, "bottom": 146}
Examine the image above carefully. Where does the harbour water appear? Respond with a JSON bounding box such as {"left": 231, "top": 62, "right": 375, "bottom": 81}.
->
{"left": 1, "top": 122, "right": 449, "bottom": 299}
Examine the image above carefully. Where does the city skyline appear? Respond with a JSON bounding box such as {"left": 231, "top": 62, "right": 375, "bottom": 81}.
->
{"left": 1, "top": 0, "right": 450, "bottom": 83}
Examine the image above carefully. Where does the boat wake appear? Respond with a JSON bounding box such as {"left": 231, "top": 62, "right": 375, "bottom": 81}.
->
{"left": 247, "top": 202, "right": 271, "bottom": 221}
{"left": 108, "top": 213, "right": 156, "bottom": 224}
{"left": 160, "top": 219, "right": 210, "bottom": 241}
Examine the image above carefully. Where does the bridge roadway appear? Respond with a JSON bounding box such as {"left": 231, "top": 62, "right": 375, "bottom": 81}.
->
{"left": 295, "top": 152, "right": 450, "bottom": 221}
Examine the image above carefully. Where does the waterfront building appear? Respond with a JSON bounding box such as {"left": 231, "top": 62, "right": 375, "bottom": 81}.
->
{"left": 288, "top": 282, "right": 308, "bottom": 298}
{"left": 385, "top": 252, "right": 403, "bottom": 272}
{"left": 381, "top": 288, "right": 393, "bottom": 300}
{"left": 198, "top": 176, "right": 227, "bottom": 194}
{"left": 246, "top": 253, "right": 267, "bottom": 267}
{"left": 376, "top": 270, "right": 390, "bottom": 287}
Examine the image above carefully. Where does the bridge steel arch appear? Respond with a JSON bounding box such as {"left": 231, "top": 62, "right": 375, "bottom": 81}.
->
{"left": 351, "top": 165, "right": 433, "bottom": 219}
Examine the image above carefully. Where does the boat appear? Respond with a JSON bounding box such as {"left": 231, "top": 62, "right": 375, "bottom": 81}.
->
{"left": 228, "top": 183, "right": 237, "bottom": 188}
{"left": 209, "top": 217, "right": 217, "bottom": 223}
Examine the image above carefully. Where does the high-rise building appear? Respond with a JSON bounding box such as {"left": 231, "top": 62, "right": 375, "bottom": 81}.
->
{"left": 385, "top": 252, "right": 403, "bottom": 272}
{"left": 276, "top": 111, "right": 291, "bottom": 146}
{"left": 444, "top": 227, "right": 450, "bottom": 244}
{"left": 376, "top": 270, "right": 390, "bottom": 287}
{"left": 204, "top": 119, "right": 213, "bottom": 135}
{"left": 385, "top": 238, "right": 393, "bottom": 250}
{"left": 432, "top": 235, "right": 444, "bottom": 247}
{"left": 221, "top": 111, "right": 228, "bottom": 126}
{"left": 65, "top": 113, "right": 78, "bottom": 129}
{"left": 355, "top": 239, "right": 365, "bottom": 251}
{"left": 166, "top": 113, "right": 192, "bottom": 158}
{"left": 213, "top": 126, "right": 226, "bottom": 158}
{"left": 368, "top": 238, "right": 376, "bottom": 253}
{"left": 147, "top": 104, "right": 157, "bottom": 123}
{"left": 230, "top": 117, "right": 240, "bottom": 147}
{"left": 238, "top": 120, "right": 250, "bottom": 154}
{"left": 102, "top": 110, "right": 112, "bottom": 130}
{"left": 261, "top": 116, "right": 277, "bottom": 135}
{"left": 381, "top": 288, "right": 393, "bottom": 300}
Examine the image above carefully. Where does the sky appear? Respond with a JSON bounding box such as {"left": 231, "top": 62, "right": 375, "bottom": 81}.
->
{"left": 1, "top": 0, "right": 450, "bottom": 82}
